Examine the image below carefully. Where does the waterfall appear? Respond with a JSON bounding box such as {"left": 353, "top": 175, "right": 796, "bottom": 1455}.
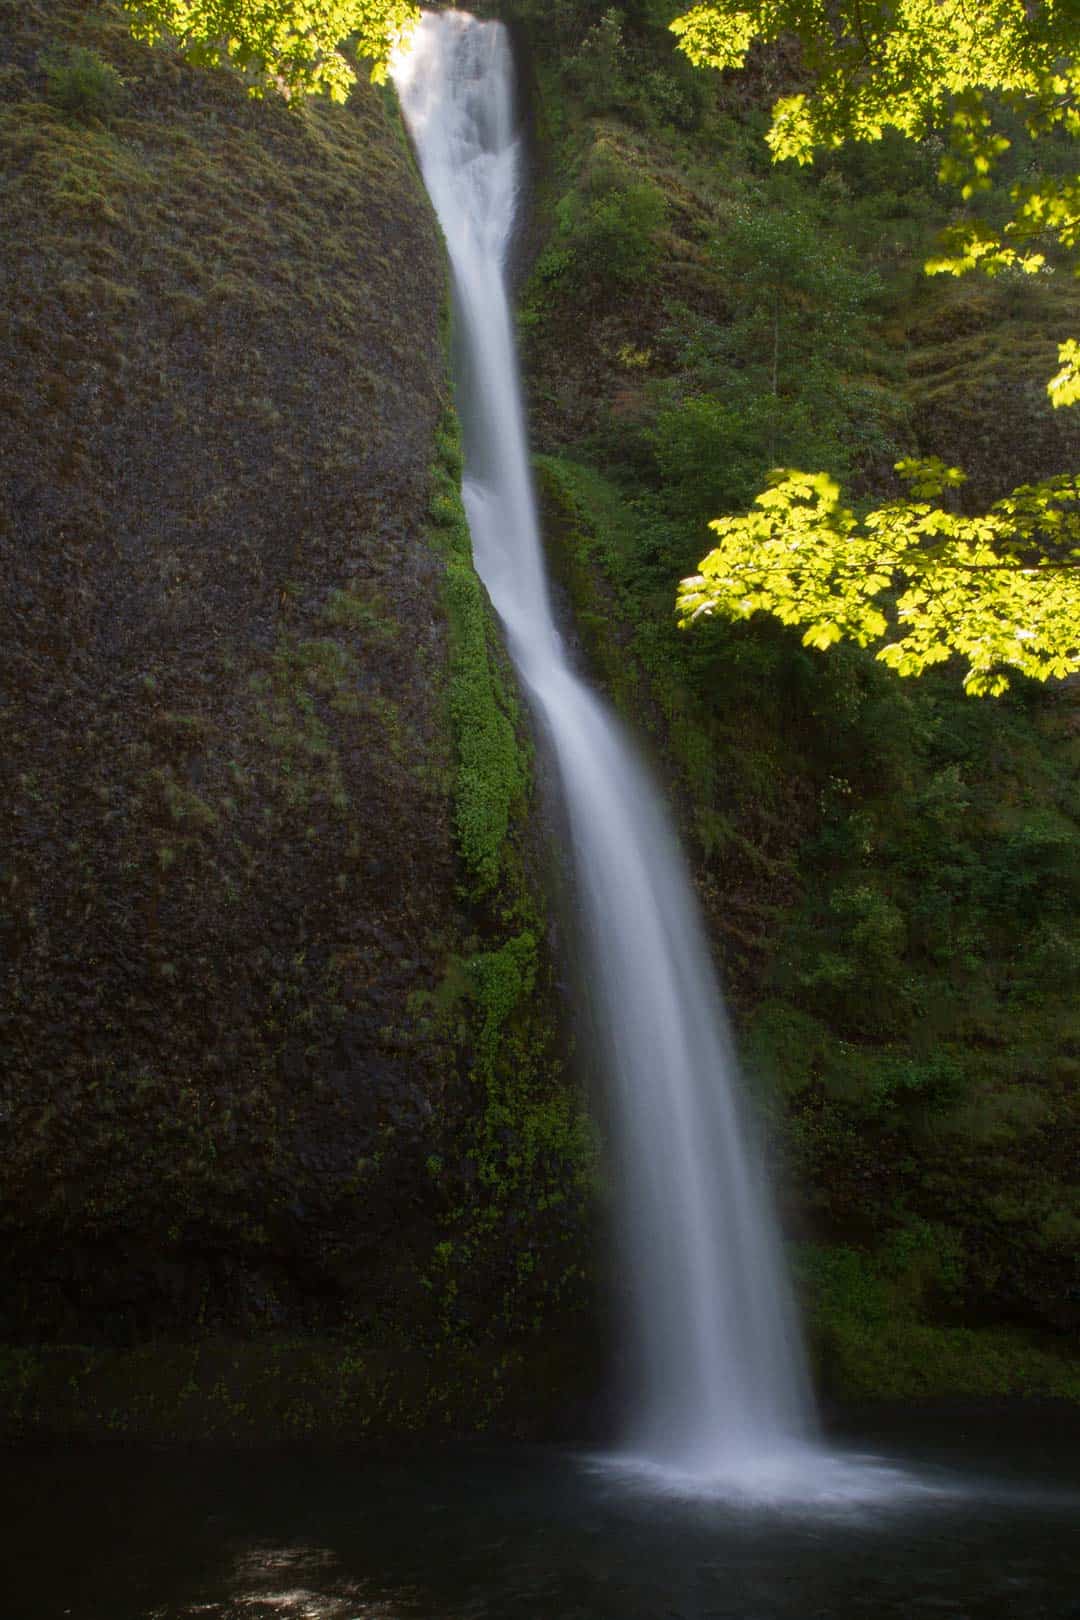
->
{"left": 393, "top": 10, "right": 817, "bottom": 1484}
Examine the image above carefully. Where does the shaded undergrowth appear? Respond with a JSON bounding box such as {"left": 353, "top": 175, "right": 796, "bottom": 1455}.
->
{"left": 512, "top": 0, "right": 1080, "bottom": 1398}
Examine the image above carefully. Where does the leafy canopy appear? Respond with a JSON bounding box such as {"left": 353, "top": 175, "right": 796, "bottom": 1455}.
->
{"left": 669, "top": 1, "right": 1080, "bottom": 405}
{"left": 677, "top": 462, "right": 1080, "bottom": 696}
{"left": 123, "top": 0, "right": 418, "bottom": 101}
{"left": 670, "top": 1, "right": 1076, "bottom": 157}
{"left": 670, "top": 1, "right": 1080, "bottom": 691}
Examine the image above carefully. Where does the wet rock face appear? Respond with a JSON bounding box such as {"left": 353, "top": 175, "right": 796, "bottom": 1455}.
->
{"left": 0, "top": 0, "right": 469, "bottom": 1343}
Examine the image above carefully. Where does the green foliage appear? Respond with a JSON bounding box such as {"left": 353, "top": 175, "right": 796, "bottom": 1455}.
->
{"left": 520, "top": 148, "right": 667, "bottom": 329}
{"left": 650, "top": 394, "right": 774, "bottom": 520}
{"left": 670, "top": 2, "right": 1079, "bottom": 407}
{"left": 1050, "top": 337, "right": 1080, "bottom": 406}
{"left": 863, "top": 1052, "right": 966, "bottom": 1117}
{"left": 925, "top": 109, "right": 1080, "bottom": 295}
{"left": 649, "top": 201, "right": 895, "bottom": 517}
{"left": 791, "top": 881, "right": 913, "bottom": 1037}
{"left": 567, "top": 6, "right": 630, "bottom": 112}
{"left": 719, "top": 203, "right": 880, "bottom": 339}
{"left": 122, "top": 0, "right": 418, "bottom": 101}
{"left": 650, "top": 386, "right": 885, "bottom": 528}
{"left": 554, "top": 160, "right": 668, "bottom": 291}
{"left": 525, "top": 15, "right": 1080, "bottom": 1394}
{"left": 520, "top": 1, "right": 705, "bottom": 129}
{"left": 543, "top": 435, "right": 1080, "bottom": 1369}
{"left": 40, "top": 45, "right": 126, "bottom": 121}
{"left": 678, "top": 462, "right": 1080, "bottom": 695}
{"left": 670, "top": 2, "right": 1075, "bottom": 159}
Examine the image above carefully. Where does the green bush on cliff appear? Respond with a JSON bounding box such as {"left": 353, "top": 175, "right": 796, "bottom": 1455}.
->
{"left": 41, "top": 45, "right": 125, "bottom": 121}
{"left": 795, "top": 1239, "right": 1080, "bottom": 1401}
{"left": 646, "top": 200, "right": 899, "bottom": 522}
{"left": 553, "top": 165, "right": 668, "bottom": 292}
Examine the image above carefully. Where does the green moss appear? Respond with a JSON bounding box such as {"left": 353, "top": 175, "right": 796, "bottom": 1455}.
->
{"left": 246, "top": 636, "right": 366, "bottom": 815}
{"left": 405, "top": 411, "right": 600, "bottom": 1339}
{"left": 408, "top": 913, "right": 596, "bottom": 1350}
{"left": 535, "top": 452, "right": 728, "bottom": 818}
{"left": 464, "top": 925, "right": 592, "bottom": 1200}
{"left": 150, "top": 766, "right": 219, "bottom": 830}
{"left": 428, "top": 412, "right": 526, "bottom": 895}
{"left": 468, "top": 929, "right": 538, "bottom": 1075}
{"left": 797, "top": 1241, "right": 1080, "bottom": 1402}
{"left": 535, "top": 456, "right": 642, "bottom": 710}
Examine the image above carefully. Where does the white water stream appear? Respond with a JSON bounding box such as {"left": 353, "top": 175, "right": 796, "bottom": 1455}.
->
{"left": 393, "top": 10, "right": 820, "bottom": 1488}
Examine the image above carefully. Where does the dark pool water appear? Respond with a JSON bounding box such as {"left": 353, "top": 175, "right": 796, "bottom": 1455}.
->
{"left": 5, "top": 1409, "right": 1080, "bottom": 1619}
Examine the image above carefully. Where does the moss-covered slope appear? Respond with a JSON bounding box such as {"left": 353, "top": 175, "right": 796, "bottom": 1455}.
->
{"left": 0, "top": 1, "right": 595, "bottom": 1437}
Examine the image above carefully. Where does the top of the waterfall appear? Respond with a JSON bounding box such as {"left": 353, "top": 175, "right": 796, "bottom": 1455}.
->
{"left": 391, "top": 11, "right": 521, "bottom": 269}
{"left": 391, "top": 11, "right": 516, "bottom": 148}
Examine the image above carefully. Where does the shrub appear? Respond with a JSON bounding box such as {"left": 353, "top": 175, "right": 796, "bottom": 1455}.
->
{"left": 41, "top": 47, "right": 125, "bottom": 123}
{"left": 649, "top": 393, "right": 775, "bottom": 520}
{"left": 557, "top": 170, "right": 666, "bottom": 291}
{"left": 642, "top": 67, "right": 700, "bottom": 131}
{"left": 568, "top": 7, "right": 630, "bottom": 113}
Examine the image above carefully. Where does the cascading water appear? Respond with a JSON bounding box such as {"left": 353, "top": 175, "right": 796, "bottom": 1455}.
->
{"left": 393, "top": 10, "right": 817, "bottom": 1486}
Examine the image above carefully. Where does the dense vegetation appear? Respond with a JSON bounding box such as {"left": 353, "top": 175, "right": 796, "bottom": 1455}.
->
{"left": 670, "top": 0, "right": 1080, "bottom": 693}
{"left": 511, "top": 0, "right": 1080, "bottom": 1395}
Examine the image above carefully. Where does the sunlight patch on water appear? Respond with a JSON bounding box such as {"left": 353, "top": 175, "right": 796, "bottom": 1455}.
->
{"left": 157, "top": 1587, "right": 398, "bottom": 1620}
{"left": 149, "top": 1544, "right": 406, "bottom": 1620}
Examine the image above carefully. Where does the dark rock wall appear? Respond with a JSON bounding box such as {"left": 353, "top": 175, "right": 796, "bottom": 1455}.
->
{"left": 0, "top": 0, "right": 596, "bottom": 1429}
